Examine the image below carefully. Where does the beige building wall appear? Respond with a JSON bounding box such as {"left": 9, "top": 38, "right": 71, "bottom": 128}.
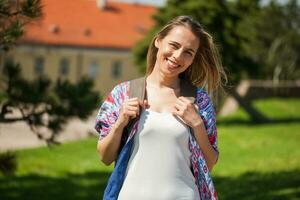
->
{"left": 1, "top": 45, "right": 142, "bottom": 97}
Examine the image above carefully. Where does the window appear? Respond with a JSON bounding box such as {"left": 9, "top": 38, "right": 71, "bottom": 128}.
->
{"left": 112, "top": 61, "right": 122, "bottom": 78}
{"left": 88, "top": 60, "right": 98, "bottom": 78}
{"left": 34, "top": 57, "right": 44, "bottom": 75}
{"left": 59, "top": 58, "right": 69, "bottom": 76}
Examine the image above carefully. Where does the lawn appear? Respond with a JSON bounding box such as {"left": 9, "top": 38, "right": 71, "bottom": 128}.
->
{"left": 0, "top": 98, "right": 299, "bottom": 200}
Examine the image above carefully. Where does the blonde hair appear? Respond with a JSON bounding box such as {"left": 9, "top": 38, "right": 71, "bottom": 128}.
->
{"left": 146, "top": 15, "right": 227, "bottom": 94}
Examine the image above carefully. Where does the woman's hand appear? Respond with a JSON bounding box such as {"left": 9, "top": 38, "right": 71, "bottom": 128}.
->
{"left": 172, "top": 96, "right": 203, "bottom": 129}
{"left": 117, "top": 98, "right": 149, "bottom": 128}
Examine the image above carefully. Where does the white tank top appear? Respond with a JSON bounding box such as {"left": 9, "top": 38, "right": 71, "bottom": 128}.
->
{"left": 118, "top": 109, "right": 200, "bottom": 200}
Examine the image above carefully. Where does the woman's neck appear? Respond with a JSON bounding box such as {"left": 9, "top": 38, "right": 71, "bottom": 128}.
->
{"left": 146, "top": 69, "right": 180, "bottom": 90}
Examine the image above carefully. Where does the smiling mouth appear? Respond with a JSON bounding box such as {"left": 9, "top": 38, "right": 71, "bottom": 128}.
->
{"left": 166, "top": 58, "right": 181, "bottom": 68}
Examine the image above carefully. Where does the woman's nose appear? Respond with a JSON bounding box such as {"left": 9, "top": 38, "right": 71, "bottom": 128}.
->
{"left": 172, "top": 49, "right": 183, "bottom": 60}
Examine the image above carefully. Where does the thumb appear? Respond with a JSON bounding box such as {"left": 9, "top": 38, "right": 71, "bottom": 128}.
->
{"left": 143, "top": 99, "right": 150, "bottom": 109}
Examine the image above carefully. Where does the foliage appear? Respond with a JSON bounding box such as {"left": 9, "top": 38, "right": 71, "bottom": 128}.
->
{"left": 247, "top": 0, "right": 300, "bottom": 82}
{"left": 0, "top": 62, "right": 100, "bottom": 144}
{"left": 0, "top": 0, "right": 42, "bottom": 51}
{"left": 0, "top": 151, "right": 17, "bottom": 176}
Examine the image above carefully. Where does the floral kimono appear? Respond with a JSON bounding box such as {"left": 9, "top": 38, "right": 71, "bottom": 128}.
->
{"left": 95, "top": 80, "right": 218, "bottom": 200}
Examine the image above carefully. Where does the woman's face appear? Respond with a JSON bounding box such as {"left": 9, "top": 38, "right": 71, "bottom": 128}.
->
{"left": 154, "top": 25, "right": 199, "bottom": 78}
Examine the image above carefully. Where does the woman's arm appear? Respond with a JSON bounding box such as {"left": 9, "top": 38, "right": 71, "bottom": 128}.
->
{"left": 97, "top": 118, "right": 127, "bottom": 165}
{"left": 173, "top": 94, "right": 219, "bottom": 172}
{"left": 191, "top": 122, "right": 218, "bottom": 171}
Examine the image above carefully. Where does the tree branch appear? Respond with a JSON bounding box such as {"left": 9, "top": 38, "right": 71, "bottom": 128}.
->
{"left": 0, "top": 108, "right": 47, "bottom": 123}
{"left": 0, "top": 10, "right": 21, "bottom": 17}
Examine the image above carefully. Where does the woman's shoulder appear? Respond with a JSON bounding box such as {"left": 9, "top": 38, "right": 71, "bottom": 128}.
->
{"left": 109, "top": 80, "right": 130, "bottom": 97}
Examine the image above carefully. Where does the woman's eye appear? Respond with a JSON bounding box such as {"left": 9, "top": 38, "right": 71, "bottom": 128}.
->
{"left": 169, "top": 43, "right": 178, "bottom": 48}
{"left": 185, "top": 51, "right": 193, "bottom": 56}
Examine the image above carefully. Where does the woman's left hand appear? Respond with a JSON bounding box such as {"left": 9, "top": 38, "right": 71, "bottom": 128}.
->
{"left": 172, "top": 96, "right": 203, "bottom": 129}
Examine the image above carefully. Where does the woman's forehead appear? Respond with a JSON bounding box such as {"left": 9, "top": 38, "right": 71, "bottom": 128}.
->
{"left": 164, "top": 26, "right": 199, "bottom": 50}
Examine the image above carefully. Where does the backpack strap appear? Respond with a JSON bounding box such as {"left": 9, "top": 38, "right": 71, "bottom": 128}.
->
{"left": 118, "top": 77, "right": 146, "bottom": 156}
{"left": 128, "top": 77, "right": 146, "bottom": 101}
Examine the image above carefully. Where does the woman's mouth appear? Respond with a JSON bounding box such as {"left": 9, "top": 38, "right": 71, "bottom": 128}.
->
{"left": 166, "top": 58, "right": 181, "bottom": 68}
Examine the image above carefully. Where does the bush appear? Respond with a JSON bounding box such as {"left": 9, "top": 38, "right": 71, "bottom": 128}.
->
{"left": 0, "top": 151, "right": 17, "bottom": 176}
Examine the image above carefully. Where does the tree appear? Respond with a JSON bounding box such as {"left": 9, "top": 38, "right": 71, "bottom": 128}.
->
{"left": 0, "top": 0, "right": 42, "bottom": 51}
{"left": 0, "top": 0, "right": 100, "bottom": 145}
{"left": 1, "top": 62, "right": 100, "bottom": 144}
{"left": 247, "top": 0, "right": 300, "bottom": 83}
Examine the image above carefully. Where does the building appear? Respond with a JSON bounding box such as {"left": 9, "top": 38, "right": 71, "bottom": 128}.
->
{"left": 1, "top": 0, "right": 156, "bottom": 96}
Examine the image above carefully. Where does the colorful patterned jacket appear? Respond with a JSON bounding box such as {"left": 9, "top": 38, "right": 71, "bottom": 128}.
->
{"left": 95, "top": 80, "right": 218, "bottom": 200}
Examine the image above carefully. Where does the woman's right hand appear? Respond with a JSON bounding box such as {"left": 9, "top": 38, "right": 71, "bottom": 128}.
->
{"left": 116, "top": 98, "right": 149, "bottom": 128}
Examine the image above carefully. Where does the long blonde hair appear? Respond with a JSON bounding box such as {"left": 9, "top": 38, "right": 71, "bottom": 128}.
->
{"left": 146, "top": 15, "right": 227, "bottom": 94}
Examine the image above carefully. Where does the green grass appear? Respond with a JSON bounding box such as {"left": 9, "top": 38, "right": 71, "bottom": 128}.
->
{"left": 1, "top": 98, "right": 300, "bottom": 200}
{"left": 214, "top": 98, "right": 300, "bottom": 200}
{"left": 16, "top": 138, "right": 113, "bottom": 177}
{"left": 0, "top": 138, "right": 112, "bottom": 200}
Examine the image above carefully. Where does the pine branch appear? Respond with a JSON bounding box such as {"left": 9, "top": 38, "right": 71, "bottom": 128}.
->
{"left": 0, "top": 10, "right": 21, "bottom": 17}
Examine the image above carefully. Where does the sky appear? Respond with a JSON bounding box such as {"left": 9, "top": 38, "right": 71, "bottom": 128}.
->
{"left": 116, "top": 0, "right": 167, "bottom": 7}
{"left": 116, "top": 0, "right": 298, "bottom": 7}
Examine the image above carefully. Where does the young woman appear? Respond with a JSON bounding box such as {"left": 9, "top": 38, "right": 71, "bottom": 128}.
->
{"left": 95, "top": 15, "right": 226, "bottom": 200}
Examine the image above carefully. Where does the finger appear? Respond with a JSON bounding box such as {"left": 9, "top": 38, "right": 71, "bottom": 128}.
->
{"left": 178, "top": 97, "right": 195, "bottom": 111}
{"left": 171, "top": 107, "right": 180, "bottom": 116}
{"left": 128, "top": 97, "right": 138, "bottom": 101}
{"left": 179, "top": 96, "right": 193, "bottom": 104}
{"left": 194, "top": 104, "right": 199, "bottom": 111}
{"left": 174, "top": 102, "right": 182, "bottom": 111}
{"left": 140, "top": 99, "right": 150, "bottom": 109}
{"left": 126, "top": 110, "right": 137, "bottom": 118}
{"left": 175, "top": 98, "right": 185, "bottom": 107}
{"left": 173, "top": 103, "right": 184, "bottom": 116}
{"left": 126, "top": 100, "right": 140, "bottom": 106}
{"left": 126, "top": 105, "right": 139, "bottom": 113}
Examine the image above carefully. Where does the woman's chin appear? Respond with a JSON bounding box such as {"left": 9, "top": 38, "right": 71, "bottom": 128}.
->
{"left": 161, "top": 68, "right": 180, "bottom": 77}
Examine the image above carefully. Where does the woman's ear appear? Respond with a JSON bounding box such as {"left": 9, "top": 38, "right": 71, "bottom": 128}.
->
{"left": 154, "top": 37, "right": 160, "bottom": 48}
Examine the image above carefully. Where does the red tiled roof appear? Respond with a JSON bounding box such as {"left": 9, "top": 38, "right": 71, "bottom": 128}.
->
{"left": 20, "top": 0, "right": 157, "bottom": 49}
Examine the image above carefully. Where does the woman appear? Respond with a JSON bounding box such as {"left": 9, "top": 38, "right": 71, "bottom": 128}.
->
{"left": 95, "top": 16, "right": 226, "bottom": 200}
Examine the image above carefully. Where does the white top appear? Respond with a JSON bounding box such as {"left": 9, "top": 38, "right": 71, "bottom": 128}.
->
{"left": 118, "top": 109, "right": 200, "bottom": 200}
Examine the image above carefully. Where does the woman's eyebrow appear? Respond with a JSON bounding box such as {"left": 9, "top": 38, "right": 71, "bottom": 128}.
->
{"left": 170, "top": 40, "right": 196, "bottom": 53}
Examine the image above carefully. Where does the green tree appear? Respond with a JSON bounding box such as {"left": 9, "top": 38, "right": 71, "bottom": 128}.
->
{"left": 0, "top": 0, "right": 42, "bottom": 51}
{"left": 248, "top": 0, "right": 300, "bottom": 83}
